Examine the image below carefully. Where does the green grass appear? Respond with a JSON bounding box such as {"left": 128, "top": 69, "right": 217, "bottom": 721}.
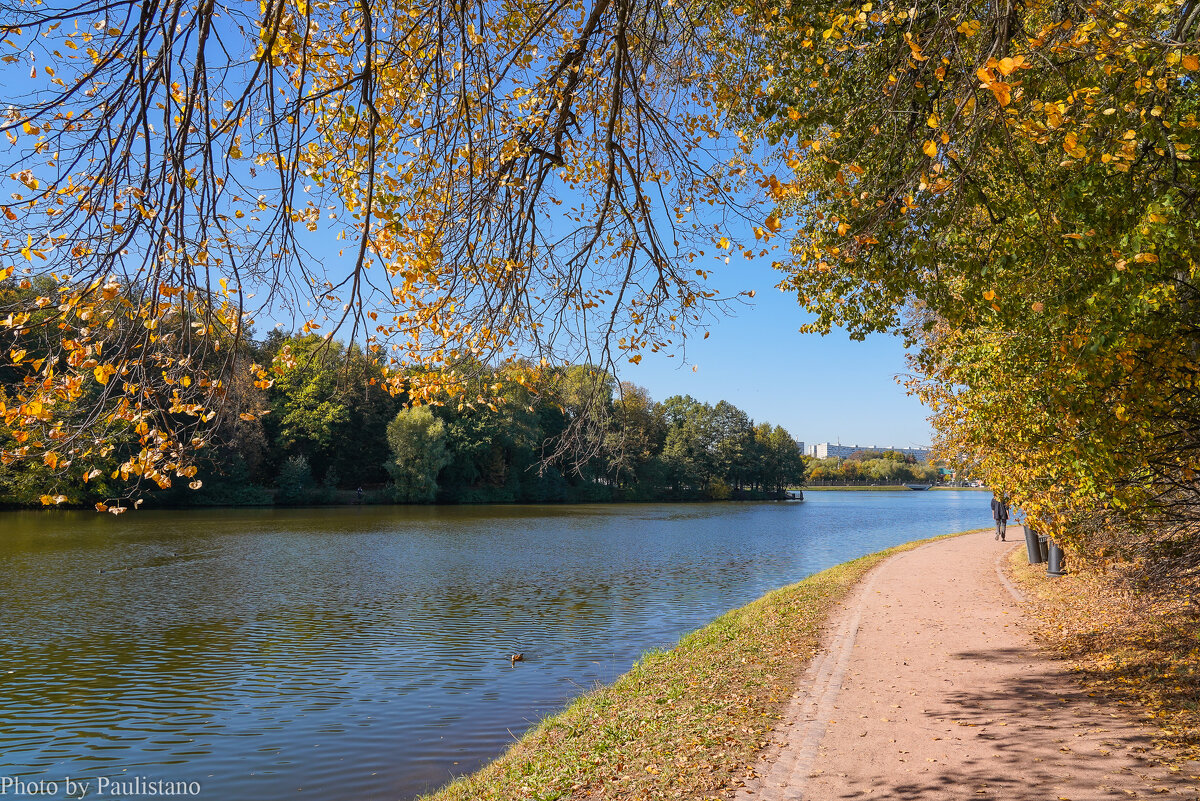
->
{"left": 421, "top": 531, "right": 973, "bottom": 801}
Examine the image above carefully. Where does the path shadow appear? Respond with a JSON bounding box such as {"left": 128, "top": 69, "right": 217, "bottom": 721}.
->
{"left": 823, "top": 648, "right": 1198, "bottom": 800}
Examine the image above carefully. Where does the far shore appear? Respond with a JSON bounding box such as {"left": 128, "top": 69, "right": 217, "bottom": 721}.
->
{"left": 794, "top": 485, "right": 988, "bottom": 492}
{"left": 0, "top": 488, "right": 800, "bottom": 512}
{"left": 2, "top": 485, "right": 996, "bottom": 512}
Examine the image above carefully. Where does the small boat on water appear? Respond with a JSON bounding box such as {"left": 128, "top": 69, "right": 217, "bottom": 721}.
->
{"left": 905, "top": 483, "right": 932, "bottom": 491}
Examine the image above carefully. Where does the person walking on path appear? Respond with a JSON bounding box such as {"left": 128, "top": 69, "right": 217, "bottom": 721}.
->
{"left": 991, "top": 494, "right": 1009, "bottom": 541}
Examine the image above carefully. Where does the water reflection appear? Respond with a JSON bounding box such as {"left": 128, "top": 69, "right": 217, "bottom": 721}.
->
{"left": 0, "top": 492, "right": 993, "bottom": 799}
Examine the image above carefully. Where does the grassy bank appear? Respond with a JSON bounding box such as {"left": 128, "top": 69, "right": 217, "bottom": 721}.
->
{"left": 422, "top": 531, "right": 969, "bottom": 801}
{"left": 799, "top": 485, "right": 912, "bottom": 492}
{"left": 1008, "top": 548, "right": 1200, "bottom": 767}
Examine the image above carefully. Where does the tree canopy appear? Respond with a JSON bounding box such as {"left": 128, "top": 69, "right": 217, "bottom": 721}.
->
{"left": 731, "top": 0, "right": 1200, "bottom": 589}
{"left": 0, "top": 0, "right": 777, "bottom": 500}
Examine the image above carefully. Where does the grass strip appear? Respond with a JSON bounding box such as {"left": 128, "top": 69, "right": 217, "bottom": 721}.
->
{"left": 422, "top": 531, "right": 971, "bottom": 801}
{"left": 1007, "top": 548, "right": 1200, "bottom": 767}
{"left": 801, "top": 485, "right": 913, "bottom": 492}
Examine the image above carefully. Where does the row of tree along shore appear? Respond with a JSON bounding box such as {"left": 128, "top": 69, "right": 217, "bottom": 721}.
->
{"left": 0, "top": 332, "right": 807, "bottom": 508}
{"left": 805, "top": 450, "right": 942, "bottom": 486}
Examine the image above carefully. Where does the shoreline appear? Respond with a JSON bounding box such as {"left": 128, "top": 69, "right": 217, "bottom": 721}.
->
{"left": 2, "top": 486, "right": 997, "bottom": 511}
{"left": 418, "top": 530, "right": 975, "bottom": 801}
{"left": 0, "top": 491, "right": 802, "bottom": 513}
{"left": 800, "top": 485, "right": 988, "bottom": 492}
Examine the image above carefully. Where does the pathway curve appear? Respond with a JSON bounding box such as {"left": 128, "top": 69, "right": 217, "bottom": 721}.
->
{"left": 734, "top": 529, "right": 1199, "bottom": 800}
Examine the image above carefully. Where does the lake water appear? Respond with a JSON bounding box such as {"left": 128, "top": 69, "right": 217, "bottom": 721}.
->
{"left": 0, "top": 491, "right": 993, "bottom": 800}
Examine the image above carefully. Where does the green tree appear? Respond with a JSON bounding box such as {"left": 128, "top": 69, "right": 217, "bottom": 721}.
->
{"left": 660, "top": 395, "right": 718, "bottom": 494}
{"left": 276, "top": 455, "right": 315, "bottom": 506}
{"left": 712, "top": 401, "right": 757, "bottom": 491}
{"left": 264, "top": 336, "right": 398, "bottom": 486}
{"left": 606, "top": 383, "right": 667, "bottom": 490}
{"left": 765, "top": 425, "right": 806, "bottom": 492}
{"left": 328, "top": 346, "right": 403, "bottom": 488}
{"left": 547, "top": 365, "right": 617, "bottom": 480}
{"left": 266, "top": 337, "right": 351, "bottom": 480}
{"left": 386, "top": 407, "right": 451, "bottom": 503}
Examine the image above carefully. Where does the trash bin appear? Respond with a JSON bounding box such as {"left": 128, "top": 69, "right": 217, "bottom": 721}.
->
{"left": 1047, "top": 540, "right": 1067, "bottom": 576}
{"left": 1024, "top": 526, "right": 1045, "bottom": 564}
{"left": 1037, "top": 534, "right": 1049, "bottom": 563}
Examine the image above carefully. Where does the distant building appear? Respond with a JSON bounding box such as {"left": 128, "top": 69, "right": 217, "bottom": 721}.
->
{"left": 795, "top": 441, "right": 804, "bottom": 456}
{"left": 809, "top": 442, "right": 931, "bottom": 462}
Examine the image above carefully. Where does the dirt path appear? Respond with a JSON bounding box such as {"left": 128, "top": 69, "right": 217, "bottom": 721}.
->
{"left": 734, "top": 529, "right": 1199, "bottom": 800}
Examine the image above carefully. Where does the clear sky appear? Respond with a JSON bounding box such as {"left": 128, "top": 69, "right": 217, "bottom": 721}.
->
{"left": 622, "top": 256, "right": 934, "bottom": 451}
{"left": 2, "top": 46, "right": 931, "bottom": 450}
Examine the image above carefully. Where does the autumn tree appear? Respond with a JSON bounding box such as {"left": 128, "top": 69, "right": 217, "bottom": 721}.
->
{"left": 731, "top": 0, "right": 1200, "bottom": 588}
{"left": 0, "top": 0, "right": 776, "bottom": 506}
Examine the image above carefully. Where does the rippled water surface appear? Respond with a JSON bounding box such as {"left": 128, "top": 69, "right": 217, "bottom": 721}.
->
{"left": 0, "top": 492, "right": 993, "bottom": 799}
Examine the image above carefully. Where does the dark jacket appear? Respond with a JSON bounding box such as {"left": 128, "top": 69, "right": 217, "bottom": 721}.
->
{"left": 991, "top": 498, "right": 1009, "bottom": 521}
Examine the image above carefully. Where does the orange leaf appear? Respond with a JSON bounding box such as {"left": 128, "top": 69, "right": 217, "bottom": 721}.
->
{"left": 1062, "top": 133, "right": 1086, "bottom": 159}
{"left": 997, "top": 56, "right": 1024, "bottom": 75}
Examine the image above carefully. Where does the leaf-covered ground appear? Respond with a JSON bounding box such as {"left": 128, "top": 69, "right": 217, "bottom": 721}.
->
{"left": 1009, "top": 548, "right": 1200, "bottom": 768}
{"left": 420, "top": 534, "right": 964, "bottom": 801}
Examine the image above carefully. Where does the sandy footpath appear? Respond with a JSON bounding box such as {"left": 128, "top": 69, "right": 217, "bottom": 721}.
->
{"left": 733, "top": 529, "right": 1200, "bottom": 800}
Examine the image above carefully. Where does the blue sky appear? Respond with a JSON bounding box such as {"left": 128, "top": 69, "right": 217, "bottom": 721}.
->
{"left": 1, "top": 33, "right": 932, "bottom": 451}
{"left": 623, "top": 256, "right": 934, "bottom": 451}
